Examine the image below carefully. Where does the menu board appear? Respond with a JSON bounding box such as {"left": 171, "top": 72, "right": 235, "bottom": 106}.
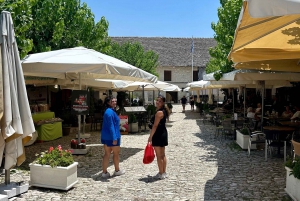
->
{"left": 71, "top": 90, "right": 90, "bottom": 115}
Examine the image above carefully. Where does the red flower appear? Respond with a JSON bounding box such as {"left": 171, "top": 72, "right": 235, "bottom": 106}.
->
{"left": 49, "top": 147, "right": 54, "bottom": 152}
{"left": 58, "top": 145, "right": 62, "bottom": 151}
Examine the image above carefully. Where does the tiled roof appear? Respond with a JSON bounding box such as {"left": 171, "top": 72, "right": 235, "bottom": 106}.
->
{"left": 111, "top": 37, "right": 216, "bottom": 67}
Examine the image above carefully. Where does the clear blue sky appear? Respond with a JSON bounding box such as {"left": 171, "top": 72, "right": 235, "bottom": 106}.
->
{"left": 81, "top": 0, "right": 220, "bottom": 38}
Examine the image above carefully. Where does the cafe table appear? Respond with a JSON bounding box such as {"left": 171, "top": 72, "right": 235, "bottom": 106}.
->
{"left": 263, "top": 126, "right": 296, "bottom": 162}
{"left": 278, "top": 121, "right": 300, "bottom": 127}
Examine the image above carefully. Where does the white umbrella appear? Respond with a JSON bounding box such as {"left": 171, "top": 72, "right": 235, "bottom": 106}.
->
{"left": 57, "top": 79, "right": 131, "bottom": 90}
{"left": 21, "top": 46, "right": 157, "bottom": 83}
{"left": 162, "top": 85, "right": 181, "bottom": 92}
{"left": 118, "top": 81, "right": 173, "bottom": 91}
{"left": 0, "top": 11, "right": 35, "bottom": 170}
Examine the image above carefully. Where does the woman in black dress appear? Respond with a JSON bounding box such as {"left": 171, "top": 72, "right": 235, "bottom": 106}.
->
{"left": 148, "top": 95, "right": 170, "bottom": 179}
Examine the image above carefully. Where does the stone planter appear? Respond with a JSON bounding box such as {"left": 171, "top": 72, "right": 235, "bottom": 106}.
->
{"left": 128, "top": 122, "right": 139, "bottom": 133}
{"left": 236, "top": 130, "right": 256, "bottom": 150}
{"left": 29, "top": 162, "right": 78, "bottom": 190}
{"left": 285, "top": 166, "right": 300, "bottom": 200}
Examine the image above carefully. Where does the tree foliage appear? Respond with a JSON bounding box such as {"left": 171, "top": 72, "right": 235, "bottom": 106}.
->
{"left": 27, "top": 0, "right": 111, "bottom": 54}
{"left": 0, "top": 0, "right": 111, "bottom": 58}
{"left": 206, "top": 0, "right": 243, "bottom": 80}
{"left": 0, "top": 0, "right": 35, "bottom": 58}
{"left": 108, "top": 41, "right": 159, "bottom": 76}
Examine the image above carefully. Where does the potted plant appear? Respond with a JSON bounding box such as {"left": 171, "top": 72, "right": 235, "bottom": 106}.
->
{"left": 146, "top": 104, "right": 156, "bottom": 116}
{"left": 285, "top": 157, "right": 300, "bottom": 200}
{"left": 167, "top": 103, "right": 173, "bottom": 113}
{"left": 195, "top": 102, "right": 202, "bottom": 113}
{"left": 29, "top": 145, "right": 78, "bottom": 190}
{"left": 128, "top": 113, "right": 138, "bottom": 133}
{"left": 236, "top": 128, "right": 257, "bottom": 150}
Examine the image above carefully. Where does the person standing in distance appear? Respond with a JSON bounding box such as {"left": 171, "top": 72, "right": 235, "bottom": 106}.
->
{"left": 148, "top": 95, "right": 170, "bottom": 179}
{"left": 190, "top": 95, "right": 195, "bottom": 111}
{"left": 181, "top": 96, "right": 187, "bottom": 112}
{"left": 100, "top": 96, "right": 125, "bottom": 178}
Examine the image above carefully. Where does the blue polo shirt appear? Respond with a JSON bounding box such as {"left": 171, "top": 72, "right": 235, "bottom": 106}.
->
{"left": 101, "top": 108, "right": 121, "bottom": 141}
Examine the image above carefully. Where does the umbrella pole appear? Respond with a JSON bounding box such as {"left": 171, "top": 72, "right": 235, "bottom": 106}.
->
{"left": 233, "top": 88, "right": 235, "bottom": 114}
{"left": 5, "top": 169, "right": 10, "bottom": 184}
{"left": 78, "top": 73, "right": 81, "bottom": 145}
{"left": 244, "top": 85, "right": 246, "bottom": 117}
{"left": 261, "top": 81, "right": 265, "bottom": 131}
{"left": 142, "top": 85, "right": 145, "bottom": 106}
{"left": 153, "top": 90, "right": 154, "bottom": 105}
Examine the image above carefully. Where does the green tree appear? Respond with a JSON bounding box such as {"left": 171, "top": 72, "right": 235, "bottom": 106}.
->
{"left": 0, "top": 0, "right": 35, "bottom": 58}
{"left": 206, "top": 0, "right": 243, "bottom": 80}
{"left": 27, "top": 0, "right": 111, "bottom": 54}
{"left": 108, "top": 41, "right": 159, "bottom": 76}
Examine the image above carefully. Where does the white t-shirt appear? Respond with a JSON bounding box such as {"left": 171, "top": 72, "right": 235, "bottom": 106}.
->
{"left": 247, "top": 112, "right": 255, "bottom": 119}
{"left": 291, "top": 111, "right": 300, "bottom": 120}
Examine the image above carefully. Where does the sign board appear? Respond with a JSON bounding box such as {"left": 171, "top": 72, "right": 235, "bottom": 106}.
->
{"left": 71, "top": 90, "right": 90, "bottom": 115}
{"left": 119, "top": 115, "right": 129, "bottom": 135}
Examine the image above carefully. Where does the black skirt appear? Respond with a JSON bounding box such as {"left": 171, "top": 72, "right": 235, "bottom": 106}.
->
{"left": 152, "top": 127, "right": 168, "bottom": 147}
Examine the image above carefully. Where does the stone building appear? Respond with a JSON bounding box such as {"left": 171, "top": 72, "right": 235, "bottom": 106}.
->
{"left": 112, "top": 37, "right": 217, "bottom": 103}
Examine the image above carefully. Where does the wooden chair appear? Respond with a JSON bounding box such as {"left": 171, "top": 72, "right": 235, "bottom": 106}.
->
{"left": 90, "top": 113, "right": 103, "bottom": 131}
{"left": 222, "top": 120, "right": 235, "bottom": 140}
{"left": 213, "top": 117, "right": 223, "bottom": 139}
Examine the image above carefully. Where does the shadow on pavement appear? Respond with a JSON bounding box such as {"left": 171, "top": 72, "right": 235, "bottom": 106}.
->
{"left": 18, "top": 131, "right": 143, "bottom": 179}
{"left": 187, "top": 113, "right": 292, "bottom": 200}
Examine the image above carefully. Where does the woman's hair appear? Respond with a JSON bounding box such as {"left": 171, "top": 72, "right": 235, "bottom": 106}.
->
{"left": 104, "top": 95, "right": 116, "bottom": 110}
{"left": 157, "top": 95, "right": 170, "bottom": 117}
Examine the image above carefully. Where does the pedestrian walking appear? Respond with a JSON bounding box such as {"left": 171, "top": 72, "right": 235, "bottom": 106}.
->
{"left": 100, "top": 96, "right": 125, "bottom": 178}
{"left": 148, "top": 95, "right": 170, "bottom": 179}
{"left": 181, "top": 96, "right": 187, "bottom": 112}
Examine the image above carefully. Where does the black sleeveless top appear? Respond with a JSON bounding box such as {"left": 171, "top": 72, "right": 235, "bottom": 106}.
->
{"left": 152, "top": 108, "right": 168, "bottom": 147}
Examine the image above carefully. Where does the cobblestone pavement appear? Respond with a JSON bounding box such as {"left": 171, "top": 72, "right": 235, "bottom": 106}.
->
{"left": 3, "top": 104, "right": 293, "bottom": 201}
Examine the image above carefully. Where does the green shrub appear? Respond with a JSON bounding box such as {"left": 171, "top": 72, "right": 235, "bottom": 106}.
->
{"left": 239, "top": 128, "right": 248, "bottom": 135}
{"left": 146, "top": 105, "right": 156, "bottom": 115}
{"left": 128, "top": 113, "right": 137, "bottom": 123}
{"left": 285, "top": 157, "right": 300, "bottom": 179}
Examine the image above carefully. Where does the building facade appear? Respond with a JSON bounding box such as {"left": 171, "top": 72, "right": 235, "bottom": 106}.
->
{"left": 112, "top": 37, "right": 217, "bottom": 103}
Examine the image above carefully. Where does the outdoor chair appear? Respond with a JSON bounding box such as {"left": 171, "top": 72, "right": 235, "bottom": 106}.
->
{"left": 222, "top": 120, "right": 235, "bottom": 140}
{"left": 203, "top": 111, "right": 213, "bottom": 125}
{"left": 264, "top": 129, "right": 285, "bottom": 160}
{"left": 213, "top": 117, "right": 223, "bottom": 139}
{"left": 247, "top": 126, "right": 265, "bottom": 156}
{"left": 90, "top": 113, "right": 103, "bottom": 131}
{"left": 292, "top": 128, "right": 300, "bottom": 161}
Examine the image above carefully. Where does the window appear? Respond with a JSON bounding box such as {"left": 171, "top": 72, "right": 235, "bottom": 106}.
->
{"left": 193, "top": 71, "right": 198, "bottom": 81}
{"left": 164, "top": 71, "right": 171, "bottom": 81}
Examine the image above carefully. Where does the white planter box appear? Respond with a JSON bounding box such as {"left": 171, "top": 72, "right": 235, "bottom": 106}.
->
{"left": 285, "top": 167, "right": 300, "bottom": 201}
{"left": 29, "top": 162, "right": 78, "bottom": 190}
{"left": 129, "top": 122, "right": 139, "bottom": 133}
{"left": 236, "top": 130, "right": 256, "bottom": 150}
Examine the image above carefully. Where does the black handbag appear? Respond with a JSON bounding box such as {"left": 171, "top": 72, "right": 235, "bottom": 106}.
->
{"left": 148, "top": 115, "right": 155, "bottom": 129}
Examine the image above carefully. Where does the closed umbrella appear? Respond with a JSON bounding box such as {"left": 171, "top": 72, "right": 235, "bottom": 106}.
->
{"left": 0, "top": 11, "right": 35, "bottom": 171}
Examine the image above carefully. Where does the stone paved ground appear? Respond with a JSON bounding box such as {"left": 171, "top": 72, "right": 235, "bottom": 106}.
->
{"left": 2, "top": 104, "right": 294, "bottom": 200}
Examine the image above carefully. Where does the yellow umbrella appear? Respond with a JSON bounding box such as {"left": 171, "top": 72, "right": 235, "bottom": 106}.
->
{"left": 228, "top": 0, "right": 300, "bottom": 72}
{"left": 234, "top": 59, "right": 300, "bottom": 72}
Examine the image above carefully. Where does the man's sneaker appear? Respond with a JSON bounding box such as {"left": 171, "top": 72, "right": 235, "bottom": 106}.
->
{"left": 113, "top": 169, "right": 125, "bottom": 176}
{"left": 101, "top": 172, "right": 110, "bottom": 178}
{"left": 154, "top": 173, "right": 165, "bottom": 180}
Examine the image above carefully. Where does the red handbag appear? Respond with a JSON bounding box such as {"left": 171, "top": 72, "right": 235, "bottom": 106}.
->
{"left": 143, "top": 142, "right": 155, "bottom": 164}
